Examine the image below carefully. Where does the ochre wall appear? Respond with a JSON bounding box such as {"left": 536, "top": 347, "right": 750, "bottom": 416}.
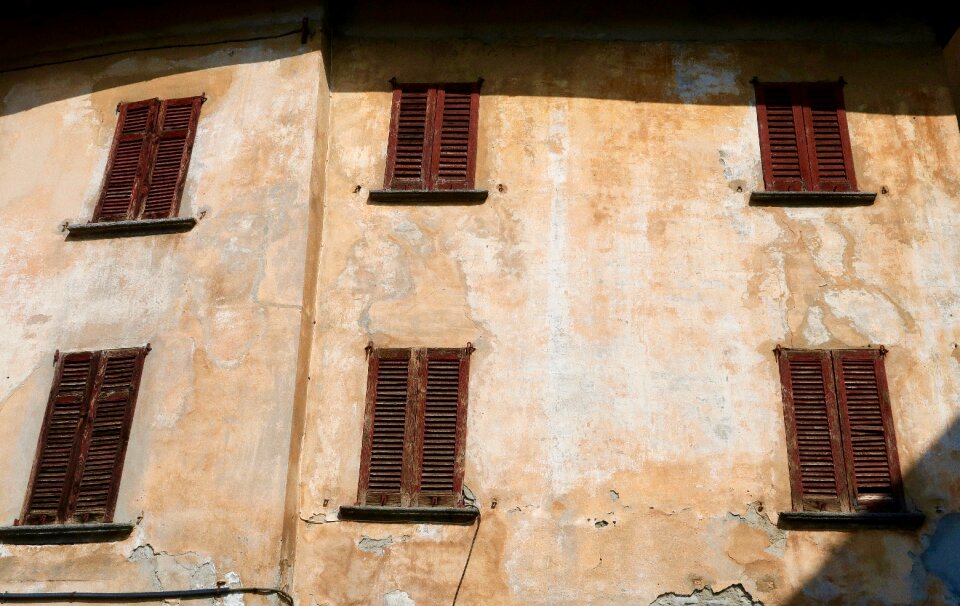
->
{"left": 0, "top": 21, "right": 326, "bottom": 595}
{"left": 292, "top": 36, "right": 960, "bottom": 606}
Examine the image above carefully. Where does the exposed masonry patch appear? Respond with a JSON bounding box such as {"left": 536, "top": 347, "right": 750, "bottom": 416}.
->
{"left": 384, "top": 589, "right": 415, "bottom": 606}
{"left": 650, "top": 584, "right": 763, "bottom": 606}
{"left": 128, "top": 544, "right": 216, "bottom": 590}
{"left": 358, "top": 534, "right": 410, "bottom": 556}
{"left": 727, "top": 502, "right": 786, "bottom": 557}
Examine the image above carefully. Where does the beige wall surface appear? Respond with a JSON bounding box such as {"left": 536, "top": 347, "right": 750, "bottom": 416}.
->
{"left": 292, "top": 35, "right": 960, "bottom": 606}
{"left": 0, "top": 18, "right": 325, "bottom": 597}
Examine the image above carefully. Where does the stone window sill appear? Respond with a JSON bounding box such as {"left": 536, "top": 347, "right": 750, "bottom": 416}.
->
{"left": 367, "top": 189, "right": 488, "bottom": 204}
{"left": 338, "top": 505, "right": 480, "bottom": 525}
{"left": 749, "top": 191, "right": 877, "bottom": 207}
{"left": 65, "top": 217, "right": 197, "bottom": 240}
{"left": 0, "top": 522, "right": 135, "bottom": 544}
{"left": 777, "top": 511, "right": 925, "bottom": 531}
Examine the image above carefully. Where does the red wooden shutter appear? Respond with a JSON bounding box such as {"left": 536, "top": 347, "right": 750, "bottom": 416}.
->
{"left": 70, "top": 349, "right": 146, "bottom": 522}
{"left": 417, "top": 349, "right": 471, "bottom": 506}
{"left": 359, "top": 349, "right": 412, "bottom": 506}
{"left": 141, "top": 97, "right": 203, "bottom": 219}
{"left": 802, "top": 83, "right": 856, "bottom": 192}
{"left": 431, "top": 84, "right": 479, "bottom": 190}
{"left": 777, "top": 349, "right": 850, "bottom": 512}
{"left": 385, "top": 85, "right": 434, "bottom": 190}
{"left": 94, "top": 100, "right": 160, "bottom": 221}
{"left": 755, "top": 84, "right": 808, "bottom": 192}
{"left": 22, "top": 352, "right": 96, "bottom": 525}
{"left": 832, "top": 349, "right": 903, "bottom": 512}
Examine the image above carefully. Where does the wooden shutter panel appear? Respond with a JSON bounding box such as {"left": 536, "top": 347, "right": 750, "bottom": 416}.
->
{"left": 22, "top": 352, "right": 96, "bottom": 525}
{"left": 141, "top": 97, "right": 203, "bottom": 219}
{"left": 385, "top": 85, "right": 434, "bottom": 190}
{"left": 359, "top": 349, "right": 413, "bottom": 506}
{"left": 756, "top": 84, "right": 808, "bottom": 192}
{"left": 431, "top": 85, "right": 479, "bottom": 190}
{"left": 802, "top": 84, "right": 856, "bottom": 192}
{"left": 417, "top": 349, "right": 471, "bottom": 506}
{"left": 832, "top": 349, "right": 903, "bottom": 512}
{"left": 70, "top": 349, "right": 145, "bottom": 522}
{"left": 94, "top": 99, "right": 160, "bottom": 221}
{"left": 777, "top": 349, "right": 850, "bottom": 512}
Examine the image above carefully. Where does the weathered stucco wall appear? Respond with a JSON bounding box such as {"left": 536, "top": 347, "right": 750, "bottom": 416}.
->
{"left": 0, "top": 14, "right": 326, "bottom": 599}
{"left": 293, "top": 33, "right": 960, "bottom": 605}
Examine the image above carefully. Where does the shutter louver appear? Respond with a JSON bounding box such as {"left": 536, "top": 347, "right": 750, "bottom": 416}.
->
{"left": 364, "top": 354, "right": 411, "bottom": 505}
{"left": 756, "top": 84, "right": 806, "bottom": 192}
{"left": 386, "top": 87, "right": 432, "bottom": 190}
{"left": 72, "top": 350, "right": 143, "bottom": 522}
{"left": 419, "top": 356, "right": 463, "bottom": 505}
{"left": 23, "top": 353, "right": 95, "bottom": 525}
{"left": 832, "top": 350, "right": 903, "bottom": 511}
{"left": 804, "top": 84, "right": 855, "bottom": 192}
{"left": 432, "top": 87, "right": 477, "bottom": 190}
{"left": 141, "top": 97, "right": 202, "bottom": 219}
{"left": 778, "top": 349, "right": 849, "bottom": 512}
{"left": 94, "top": 100, "right": 159, "bottom": 221}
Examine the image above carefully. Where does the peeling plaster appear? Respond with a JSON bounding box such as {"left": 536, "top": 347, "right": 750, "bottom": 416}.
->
{"left": 384, "top": 589, "right": 415, "bottom": 606}
{"left": 358, "top": 535, "right": 410, "bottom": 556}
{"left": 650, "top": 584, "right": 763, "bottom": 606}
{"left": 727, "top": 502, "right": 785, "bottom": 558}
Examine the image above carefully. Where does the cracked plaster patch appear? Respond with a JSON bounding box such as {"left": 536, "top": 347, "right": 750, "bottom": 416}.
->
{"left": 727, "top": 502, "right": 786, "bottom": 558}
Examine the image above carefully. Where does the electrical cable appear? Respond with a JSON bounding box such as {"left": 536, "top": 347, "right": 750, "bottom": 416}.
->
{"left": 450, "top": 512, "right": 481, "bottom": 606}
{"left": 0, "top": 586, "right": 293, "bottom": 604}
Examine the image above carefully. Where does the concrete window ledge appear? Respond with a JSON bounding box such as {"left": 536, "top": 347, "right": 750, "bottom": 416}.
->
{"left": 338, "top": 505, "right": 480, "bottom": 525}
{"left": 0, "top": 522, "right": 135, "bottom": 544}
{"left": 367, "top": 190, "right": 488, "bottom": 204}
{"left": 65, "top": 217, "right": 197, "bottom": 240}
{"left": 749, "top": 191, "right": 877, "bottom": 207}
{"left": 777, "top": 511, "right": 925, "bottom": 531}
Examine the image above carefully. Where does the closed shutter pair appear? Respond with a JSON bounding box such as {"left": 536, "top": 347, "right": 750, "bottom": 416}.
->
{"left": 21, "top": 348, "right": 147, "bottom": 525}
{"left": 755, "top": 82, "right": 857, "bottom": 193}
{"left": 359, "top": 346, "right": 473, "bottom": 507}
{"left": 384, "top": 82, "right": 481, "bottom": 191}
{"left": 778, "top": 348, "right": 904, "bottom": 513}
{"left": 94, "top": 97, "right": 203, "bottom": 222}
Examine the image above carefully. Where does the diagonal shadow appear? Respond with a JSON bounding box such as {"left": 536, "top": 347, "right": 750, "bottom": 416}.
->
{"left": 783, "top": 414, "right": 960, "bottom": 605}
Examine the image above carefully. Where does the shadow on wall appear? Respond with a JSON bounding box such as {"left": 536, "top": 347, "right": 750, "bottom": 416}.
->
{"left": 2, "top": 1, "right": 958, "bottom": 118}
{"left": 0, "top": 1, "right": 320, "bottom": 118}
{"left": 783, "top": 414, "right": 960, "bottom": 605}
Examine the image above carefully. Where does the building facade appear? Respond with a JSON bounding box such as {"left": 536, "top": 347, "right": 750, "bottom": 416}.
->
{"left": 2, "top": 3, "right": 960, "bottom": 605}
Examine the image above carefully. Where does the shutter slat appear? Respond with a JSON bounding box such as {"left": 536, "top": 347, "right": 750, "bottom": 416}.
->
{"left": 778, "top": 350, "right": 849, "bottom": 512}
{"left": 71, "top": 351, "right": 142, "bottom": 522}
{"left": 756, "top": 84, "right": 806, "bottom": 191}
{"left": 366, "top": 357, "right": 410, "bottom": 502}
{"left": 419, "top": 357, "right": 462, "bottom": 494}
{"left": 141, "top": 98, "right": 202, "bottom": 219}
{"left": 94, "top": 101, "right": 158, "bottom": 222}
{"left": 23, "top": 354, "right": 95, "bottom": 524}
{"left": 833, "top": 351, "right": 903, "bottom": 511}
{"left": 804, "top": 84, "right": 854, "bottom": 192}
{"left": 386, "top": 88, "right": 431, "bottom": 189}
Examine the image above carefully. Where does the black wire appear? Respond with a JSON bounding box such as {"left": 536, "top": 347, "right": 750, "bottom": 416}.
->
{"left": 1, "top": 27, "right": 305, "bottom": 74}
{"left": 451, "top": 512, "right": 482, "bottom": 606}
{"left": 0, "top": 586, "right": 293, "bottom": 604}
